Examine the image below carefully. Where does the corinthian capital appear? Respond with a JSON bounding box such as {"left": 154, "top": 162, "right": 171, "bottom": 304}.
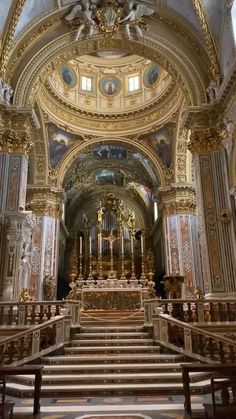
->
{"left": 0, "top": 128, "right": 34, "bottom": 157}
{"left": 188, "top": 123, "right": 228, "bottom": 155}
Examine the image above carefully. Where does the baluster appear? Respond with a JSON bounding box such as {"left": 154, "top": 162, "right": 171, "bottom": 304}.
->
{"left": 219, "top": 342, "right": 225, "bottom": 363}
{"left": 55, "top": 304, "right": 61, "bottom": 316}
{"left": 183, "top": 302, "right": 189, "bottom": 322}
{"left": 208, "top": 337, "right": 214, "bottom": 359}
{"left": 209, "top": 303, "right": 215, "bottom": 321}
{"left": 198, "top": 334, "right": 204, "bottom": 357}
{"left": 46, "top": 305, "right": 52, "bottom": 320}
{"left": 231, "top": 380, "right": 236, "bottom": 404}
{"left": 0, "top": 307, "right": 3, "bottom": 325}
{"left": 190, "top": 302, "right": 197, "bottom": 322}
{"left": 39, "top": 306, "right": 44, "bottom": 323}
{"left": 8, "top": 305, "right": 13, "bottom": 325}
{"left": 30, "top": 305, "right": 36, "bottom": 325}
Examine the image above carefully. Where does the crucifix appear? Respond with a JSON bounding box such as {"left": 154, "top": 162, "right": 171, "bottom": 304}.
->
{"left": 104, "top": 230, "right": 117, "bottom": 278}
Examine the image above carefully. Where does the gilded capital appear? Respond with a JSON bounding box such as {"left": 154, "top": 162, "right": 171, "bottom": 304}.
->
{"left": 26, "top": 186, "right": 65, "bottom": 219}
{"left": 188, "top": 124, "right": 228, "bottom": 155}
{"left": 159, "top": 185, "right": 196, "bottom": 216}
{"left": 0, "top": 128, "right": 34, "bottom": 158}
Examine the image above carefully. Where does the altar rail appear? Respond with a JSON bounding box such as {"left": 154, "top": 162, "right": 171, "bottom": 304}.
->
{"left": 0, "top": 315, "right": 69, "bottom": 366}
{"left": 144, "top": 298, "right": 236, "bottom": 325}
{"left": 154, "top": 314, "right": 236, "bottom": 363}
{"left": 0, "top": 300, "right": 80, "bottom": 326}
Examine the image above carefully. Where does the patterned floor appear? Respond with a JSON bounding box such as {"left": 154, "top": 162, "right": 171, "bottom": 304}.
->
{"left": 9, "top": 395, "right": 208, "bottom": 419}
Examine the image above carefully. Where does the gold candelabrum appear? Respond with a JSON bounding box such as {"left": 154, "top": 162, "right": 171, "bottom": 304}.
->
{"left": 78, "top": 235, "right": 83, "bottom": 280}
{"left": 130, "top": 229, "right": 136, "bottom": 280}
{"left": 98, "top": 229, "right": 103, "bottom": 280}
{"left": 88, "top": 236, "right": 93, "bottom": 280}
{"left": 140, "top": 234, "right": 147, "bottom": 283}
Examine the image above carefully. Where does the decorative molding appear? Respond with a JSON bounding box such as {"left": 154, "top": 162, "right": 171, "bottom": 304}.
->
{"left": 26, "top": 186, "right": 65, "bottom": 219}
{"left": 159, "top": 184, "right": 196, "bottom": 216}
{"left": 0, "top": 128, "right": 33, "bottom": 158}
{"left": 192, "top": 0, "right": 220, "bottom": 79}
{"left": 188, "top": 124, "right": 229, "bottom": 155}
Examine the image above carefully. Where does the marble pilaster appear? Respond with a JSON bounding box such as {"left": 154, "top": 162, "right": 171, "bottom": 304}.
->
{"left": 188, "top": 122, "right": 236, "bottom": 296}
{"left": 26, "top": 186, "right": 65, "bottom": 300}
{"left": 159, "top": 185, "right": 203, "bottom": 297}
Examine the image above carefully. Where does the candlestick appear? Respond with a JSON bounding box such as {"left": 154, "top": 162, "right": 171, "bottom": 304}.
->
{"left": 79, "top": 236, "right": 82, "bottom": 255}
{"left": 89, "top": 236, "right": 92, "bottom": 255}
{"left": 130, "top": 235, "right": 133, "bottom": 254}
{"left": 100, "top": 235, "right": 102, "bottom": 255}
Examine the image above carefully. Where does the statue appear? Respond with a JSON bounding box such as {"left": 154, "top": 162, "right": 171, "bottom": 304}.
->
{"left": 0, "top": 78, "right": 13, "bottom": 105}
{"left": 206, "top": 79, "right": 217, "bottom": 103}
{"left": 119, "top": 0, "right": 155, "bottom": 39}
{"left": 194, "top": 286, "right": 203, "bottom": 300}
{"left": 97, "top": 200, "right": 104, "bottom": 223}
{"left": 65, "top": 0, "right": 99, "bottom": 39}
{"left": 127, "top": 210, "right": 135, "bottom": 229}
{"left": 19, "top": 288, "right": 31, "bottom": 302}
{"left": 43, "top": 275, "right": 56, "bottom": 300}
{"left": 66, "top": 280, "right": 78, "bottom": 300}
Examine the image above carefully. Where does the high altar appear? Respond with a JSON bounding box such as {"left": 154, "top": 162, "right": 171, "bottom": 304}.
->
{"left": 66, "top": 193, "right": 155, "bottom": 309}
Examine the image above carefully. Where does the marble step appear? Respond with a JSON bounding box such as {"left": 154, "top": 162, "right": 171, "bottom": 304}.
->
{"left": 42, "top": 353, "right": 183, "bottom": 365}
{"left": 11, "top": 371, "right": 208, "bottom": 386}
{"left": 64, "top": 345, "right": 161, "bottom": 354}
{"left": 74, "top": 325, "right": 145, "bottom": 332}
{"left": 68, "top": 338, "right": 153, "bottom": 346}
{"left": 80, "top": 320, "right": 144, "bottom": 326}
{"left": 41, "top": 362, "right": 183, "bottom": 374}
{"left": 72, "top": 332, "right": 150, "bottom": 339}
{"left": 6, "top": 379, "right": 212, "bottom": 397}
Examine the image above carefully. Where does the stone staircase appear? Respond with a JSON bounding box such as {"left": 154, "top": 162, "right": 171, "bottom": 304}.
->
{"left": 6, "top": 310, "right": 211, "bottom": 397}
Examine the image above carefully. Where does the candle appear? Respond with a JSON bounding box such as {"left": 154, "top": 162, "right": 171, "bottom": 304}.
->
{"left": 141, "top": 235, "right": 144, "bottom": 254}
{"left": 121, "top": 236, "right": 124, "bottom": 254}
{"left": 131, "top": 236, "right": 133, "bottom": 254}
{"left": 100, "top": 235, "right": 102, "bottom": 255}
{"left": 89, "top": 236, "right": 92, "bottom": 255}
{"left": 79, "top": 236, "right": 82, "bottom": 255}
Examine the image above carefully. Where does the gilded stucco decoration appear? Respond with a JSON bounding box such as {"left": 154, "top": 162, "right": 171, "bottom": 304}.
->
{"left": 27, "top": 186, "right": 65, "bottom": 219}
{"left": 188, "top": 124, "right": 229, "bottom": 155}
{"left": 159, "top": 185, "right": 196, "bottom": 216}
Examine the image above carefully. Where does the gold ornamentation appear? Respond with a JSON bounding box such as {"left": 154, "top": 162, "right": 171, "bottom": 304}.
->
{"left": 19, "top": 288, "right": 31, "bottom": 302}
{"left": 0, "top": 128, "right": 33, "bottom": 157}
{"left": 83, "top": 290, "right": 141, "bottom": 310}
{"left": 27, "top": 186, "right": 64, "bottom": 219}
{"left": 188, "top": 124, "right": 229, "bottom": 154}
{"left": 192, "top": 0, "right": 220, "bottom": 79}
{"left": 97, "top": 1, "right": 123, "bottom": 37}
{"left": 159, "top": 185, "right": 196, "bottom": 216}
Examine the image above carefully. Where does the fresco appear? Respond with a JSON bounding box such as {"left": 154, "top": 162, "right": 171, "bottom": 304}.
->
{"left": 93, "top": 145, "right": 127, "bottom": 160}
{"left": 48, "top": 123, "right": 82, "bottom": 168}
{"left": 144, "top": 64, "right": 160, "bottom": 87}
{"left": 139, "top": 124, "right": 173, "bottom": 168}
{"left": 60, "top": 65, "right": 77, "bottom": 87}
{"left": 129, "top": 183, "right": 154, "bottom": 207}
{"left": 99, "top": 77, "right": 121, "bottom": 96}
{"left": 95, "top": 169, "right": 125, "bottom": 186}
{"left": 15, "top": 0, "right": 55, "bottom": 37}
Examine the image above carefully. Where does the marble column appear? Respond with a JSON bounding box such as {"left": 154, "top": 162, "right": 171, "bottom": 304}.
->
{"left": 0, "top": 123, "right": 34, "bottom": 300}
{"left": 160, "top": 185, "right": 203, "bottom": 298}
{"left": 188, "top": 124, "right": 236, "bottom": 297}
{"left": 27, "top": 186, "right": 64, "bottom": 300}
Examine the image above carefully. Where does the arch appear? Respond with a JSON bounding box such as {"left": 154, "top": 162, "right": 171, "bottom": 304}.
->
{"left": 56, "top": 137, "right": 166, "bottom": 189}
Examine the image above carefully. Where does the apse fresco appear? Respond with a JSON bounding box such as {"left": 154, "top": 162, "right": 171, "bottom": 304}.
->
{"left": 139, "top": 123, "right": 173, "bottom": 168}
{"left": 48, "top": 123, "right": 82, "bottom": 168}
{"left": 95, "top": 169, "right": 125, "bottom": 186}
{"left": 92, "top": 145, "right": 127, "bottom": 160}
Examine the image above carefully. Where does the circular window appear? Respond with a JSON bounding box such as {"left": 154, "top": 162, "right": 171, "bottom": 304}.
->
{"left": 144, "top": 64, "right": 160, "bottom": 87}
{"left": 99, "top": 76, "right": 121, "bottom": 97}
{"left": 60, "top": 65, "right": 77, "bottom": 88}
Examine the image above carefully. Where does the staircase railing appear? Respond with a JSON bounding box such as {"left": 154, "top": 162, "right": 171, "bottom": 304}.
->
{"left": 153, "top": 313, "right": 236, "bottom": 363}
{"left": 0, "top": 315, "right": 68, "bottom": 367}
{"left": 0, "top": 300, "right": 80, "bottom": 326}
{"left": 144, "top": 298, "right": 236, "bottom": 326}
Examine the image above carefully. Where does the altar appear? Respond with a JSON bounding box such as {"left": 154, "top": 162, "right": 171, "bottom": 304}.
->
{"left": 81, "top": 287, "right": 142, "bottom": 310}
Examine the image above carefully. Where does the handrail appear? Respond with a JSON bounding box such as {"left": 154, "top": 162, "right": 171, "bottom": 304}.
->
{"left": 0, "top": 315, "right": 67, "bottom": 367}
{"left": 153, "top": 313, "right": 236, "bottom": 363}
{"left": 144, "top": 298, "right": 236, "bottom": 325}
{"left": 0, "top": 300, "right": 80, "bottom": 326}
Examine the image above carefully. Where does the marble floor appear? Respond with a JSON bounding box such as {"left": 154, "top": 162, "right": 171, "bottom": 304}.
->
{"left": 8, "top": 394, "right": 209, "bottom": 419}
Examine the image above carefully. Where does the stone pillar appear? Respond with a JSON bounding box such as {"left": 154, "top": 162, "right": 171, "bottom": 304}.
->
{"left": 160, "top": 185, "right": 203, "bottom": 298}
{"left": 188, "top": 124, "right": 236, "bottom": 297}
{"left": 27, "top": 186, "right": 64, "bottom": 300}
{"left": 0, "top": 123, "right": 34, "bottom": 300}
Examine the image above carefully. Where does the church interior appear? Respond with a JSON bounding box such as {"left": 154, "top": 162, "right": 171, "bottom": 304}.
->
{"left": 0, "top": 0, "right": 236, "bottom": 418}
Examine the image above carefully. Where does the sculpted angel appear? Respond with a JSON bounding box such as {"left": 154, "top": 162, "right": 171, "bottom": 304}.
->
{"left": 119, "top": 0, "right": 155, "bottom": 39}
{"left": 65, "top": 0, "right": 101, "bottom": 39}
